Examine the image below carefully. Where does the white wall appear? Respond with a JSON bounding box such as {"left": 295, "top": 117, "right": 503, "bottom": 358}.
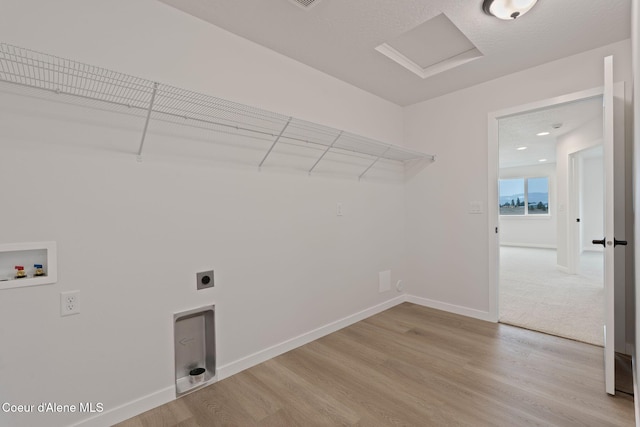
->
{"left": 499, "top": 163, "right": 557, "bottom": 248}
{"left": 0, "top": 1, "right": 408, "bottom": 426}
{"left": 404, "top": 39, "right": 632, "bottom": 317}
{"left": 555, "top": 116, "right": 604, "bottom": 268}
{"left": 581, "top": 152, "right": 605, "bottom": 251}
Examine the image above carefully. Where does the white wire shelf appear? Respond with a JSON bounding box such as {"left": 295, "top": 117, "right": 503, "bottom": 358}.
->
{"left": 0, "top": 43, "right": 435, "bottom": 179}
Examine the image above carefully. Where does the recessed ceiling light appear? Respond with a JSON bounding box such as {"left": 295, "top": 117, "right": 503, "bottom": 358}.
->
{"left": 536, "top": 132, "right": 550, "bottom": 136}
{"left": 517, "top": 146, "right": 528, "bottom": 151}
{"left": 539, "top": 158, "right": 548, "bottom": 162}
{"left": 482, "top": 0, "right": 538, "bottom": 20}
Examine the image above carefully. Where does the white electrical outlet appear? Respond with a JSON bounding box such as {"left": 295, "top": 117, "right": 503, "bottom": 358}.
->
{"left": 60, "top": 291, "right": 80, "bottom": 316}
{"left": 337, "top": 202, "right": 343, "bottom": 216}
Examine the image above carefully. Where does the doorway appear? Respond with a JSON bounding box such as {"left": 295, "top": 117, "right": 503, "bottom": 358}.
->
{"left": 495, "top": 96, "right": 605, "bottom": 346}
{"left": 488, "top": 61, "right": 627, "bottom": 396}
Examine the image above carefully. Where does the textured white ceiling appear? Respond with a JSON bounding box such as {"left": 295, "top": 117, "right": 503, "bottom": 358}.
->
{"left": 157, "top": 0, "right": 630, "bottom": 106}
{"left": 499, "top": 96, "right": 603, "bottom": 169}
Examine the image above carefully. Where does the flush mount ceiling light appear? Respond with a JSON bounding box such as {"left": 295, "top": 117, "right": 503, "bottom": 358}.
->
{"left": 536, "top": 131, "right": 550, "bottom": 136}
{"left": 483, "top": 0, "right": 538, "bottom": 20}
{"left": 539, "top": 158, "right": 548, "bottom": 162}
{"left": 517, "top": 146, "right": 528, "bottom": 150}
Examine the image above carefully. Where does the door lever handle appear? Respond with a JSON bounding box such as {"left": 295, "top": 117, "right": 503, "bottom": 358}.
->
{"left": 592, "top": 238, "right": 606, "bottom": 248}
{"left": 614, "top": 238, "right": 627, "bottom": 247}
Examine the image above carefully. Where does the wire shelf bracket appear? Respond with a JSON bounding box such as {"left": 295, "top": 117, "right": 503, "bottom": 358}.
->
{"left": 137, "top": 82, "right": 159, "bottom": 162}
{"left": 0, "top": 43, "right": 436, "bottom": 179}
{"left": 258, "top": 117, "right": 292, "bottom": 170}
{"left": 358, "top": 146, "right": 391, "bottom": 181}
{"left": 308, "top": 131, "right": 343, "bottom": 175}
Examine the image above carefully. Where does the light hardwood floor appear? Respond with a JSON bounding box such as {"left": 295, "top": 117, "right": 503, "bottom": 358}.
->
{"left": 116, "top": 303, "right": 634, "bottom": 426}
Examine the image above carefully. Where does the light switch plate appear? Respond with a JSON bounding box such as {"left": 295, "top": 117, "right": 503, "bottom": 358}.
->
{"left": 469, "top": 201, "right": 483, "bottom": 214}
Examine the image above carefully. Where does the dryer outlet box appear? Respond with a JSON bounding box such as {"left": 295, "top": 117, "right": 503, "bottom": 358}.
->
{"left": 196, "top": 270, "right": 214, "bottom": 290}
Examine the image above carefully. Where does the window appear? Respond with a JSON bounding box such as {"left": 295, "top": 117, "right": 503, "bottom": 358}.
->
{"left": 499, "top": 179, "right": 525, "bottom": 215}
{"left": 526, "top": 177, "right": 549, "bottom": 215}
{"left": 499, "top": 177, "right": 549, "bottom": 216}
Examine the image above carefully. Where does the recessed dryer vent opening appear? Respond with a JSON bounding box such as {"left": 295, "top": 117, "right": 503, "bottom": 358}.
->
{"left": 174, "top": 305, "right": 216, "bottom": 396}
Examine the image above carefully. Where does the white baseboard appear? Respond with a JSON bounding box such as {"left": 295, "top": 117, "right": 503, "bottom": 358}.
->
{"left": 500, "top": 242, "right": 556, "bottom": 249}
{"left": 69, "top": 386, "right": 175, "bottom": 427}
{"left": 405, "top": 295, "right": 493, "bottom": 322}
{"left": 71, "top": 295, "right": 406, "bottom": 427}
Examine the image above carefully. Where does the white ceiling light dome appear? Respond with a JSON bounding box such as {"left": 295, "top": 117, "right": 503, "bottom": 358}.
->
{"left": 483, "top": 0, "right": 539, "bottom": 20}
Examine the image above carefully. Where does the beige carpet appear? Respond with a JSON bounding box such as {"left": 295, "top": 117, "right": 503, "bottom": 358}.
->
{"left": 499, "top": 247, "right": 604, "bottom": 346}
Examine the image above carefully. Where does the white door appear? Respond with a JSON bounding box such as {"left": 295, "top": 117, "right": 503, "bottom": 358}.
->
{"left": 600, "top": 55, "right": 617, "bottom": 395}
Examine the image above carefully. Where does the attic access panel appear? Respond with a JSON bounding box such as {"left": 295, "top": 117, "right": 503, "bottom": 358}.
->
{"left": 376, "top": 13, "right": 483, "bottom": 79}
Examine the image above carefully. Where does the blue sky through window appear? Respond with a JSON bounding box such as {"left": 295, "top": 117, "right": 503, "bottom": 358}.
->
{"left": 499, "top": 177, "right": 549, "bottom": 215}
{"left": 499, "top": 179, "right": 524, "bottom": 205}
{"left": 527, "top": 177, "right": 548, "bottom": 204}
